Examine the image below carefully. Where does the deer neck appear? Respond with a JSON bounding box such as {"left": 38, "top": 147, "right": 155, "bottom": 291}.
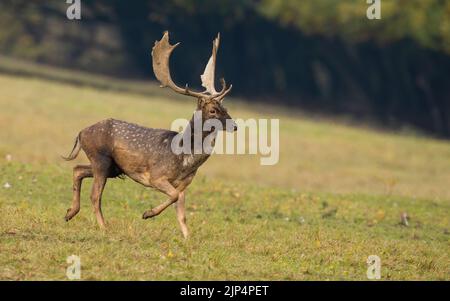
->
{"left": 180, "top": 117, "right": 218, "bottom": 166}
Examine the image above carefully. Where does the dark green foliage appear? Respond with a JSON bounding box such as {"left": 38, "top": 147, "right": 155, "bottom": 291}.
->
{"left": 0, "top": 0, "right": 449, "bottom": 136}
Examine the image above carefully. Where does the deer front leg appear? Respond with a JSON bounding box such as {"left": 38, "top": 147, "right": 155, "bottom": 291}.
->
{"left": 175, "top": 190, "right": 188, "bottom": 239}
{"left": 142, "top": 179, "right": 178, "bottom": 219}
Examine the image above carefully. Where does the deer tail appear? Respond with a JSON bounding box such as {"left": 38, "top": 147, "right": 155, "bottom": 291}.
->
{"left": 62, "top": 133, "right": 81, "bottom": 161}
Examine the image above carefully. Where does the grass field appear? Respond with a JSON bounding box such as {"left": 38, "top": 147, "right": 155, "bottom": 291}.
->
{"left": 0, "top": 61, "right": 449, "bottom": 280}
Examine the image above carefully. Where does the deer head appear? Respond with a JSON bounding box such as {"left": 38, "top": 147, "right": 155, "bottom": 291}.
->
{"left": 152, "top": 31, "right": 236, "bottom": 132}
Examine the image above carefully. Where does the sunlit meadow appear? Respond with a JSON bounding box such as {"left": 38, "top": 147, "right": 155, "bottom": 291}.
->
{"left": 0, "top": 60, "right": 449, "bottom": 280}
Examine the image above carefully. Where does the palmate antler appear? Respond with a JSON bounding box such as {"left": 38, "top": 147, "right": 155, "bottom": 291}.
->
{"left": 201, "top": 33, "right": 220, "bottom": 95}
{"left": 151, "top": 31, "right": 232, "bottom": 102}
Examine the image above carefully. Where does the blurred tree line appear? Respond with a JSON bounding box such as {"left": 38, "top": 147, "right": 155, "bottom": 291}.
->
{"left": 0, "top": 0, "right": 449, "bottom": 136}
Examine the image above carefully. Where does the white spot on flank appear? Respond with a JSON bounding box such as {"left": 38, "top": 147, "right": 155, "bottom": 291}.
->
{"left": 183, "top": 155, "right": 194, "bottom": 167}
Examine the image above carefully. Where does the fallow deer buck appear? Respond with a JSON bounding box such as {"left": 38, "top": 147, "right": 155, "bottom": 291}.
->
{"left": 63, "top": 31, "right": 236, "bottom": 238}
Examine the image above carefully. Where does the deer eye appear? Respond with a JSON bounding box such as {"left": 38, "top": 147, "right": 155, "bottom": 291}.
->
{"left": 209, "top": 109, "right": 217, "bottom": 114}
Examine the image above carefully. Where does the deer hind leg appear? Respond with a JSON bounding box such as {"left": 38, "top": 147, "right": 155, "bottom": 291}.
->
{"left": 175, "top": 190, "right": 188, "bottom": 239}
{"left": 65, "top": 165, "right": 93, "bottom": 222}
{"left": 142, "top": 179, "right": 178, "bottom": 219}
{"left": 90, "top": 173, "right": 107, "bottom": 228}
{"left": 88, "top": 157, "right": 115, "bottom": 228}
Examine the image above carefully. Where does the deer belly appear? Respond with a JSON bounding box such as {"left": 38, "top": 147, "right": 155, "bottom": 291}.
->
{"left": 127, "top": 171, "right": 155, "bottom": 187}
{"left": 112, "top": 149, "right": 154, "bottom": 187}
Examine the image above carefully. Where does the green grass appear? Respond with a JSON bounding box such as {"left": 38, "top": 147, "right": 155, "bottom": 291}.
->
{"left": 0, "top": 60, "right": 449, "bottom": 280}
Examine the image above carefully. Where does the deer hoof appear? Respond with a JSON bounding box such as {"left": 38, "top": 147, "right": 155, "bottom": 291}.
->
{"left": 142, "top": 209, "right": 157, "bottom": 219}
{"left": 65, "top": 208, "right": 78, "bottom": 221}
